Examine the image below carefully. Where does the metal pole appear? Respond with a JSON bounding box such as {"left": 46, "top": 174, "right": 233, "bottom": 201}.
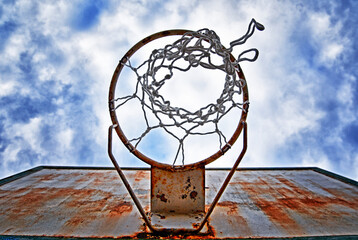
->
{"left": 108, "top": 125, "right": 156, "bottom": 232}
{"left": 195, "top": 121, "right": 247, "bottom": 232}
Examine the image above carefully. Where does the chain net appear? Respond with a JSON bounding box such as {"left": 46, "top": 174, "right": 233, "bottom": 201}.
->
{"left": 112, "top": 19, "right": 264, "bottom": 165}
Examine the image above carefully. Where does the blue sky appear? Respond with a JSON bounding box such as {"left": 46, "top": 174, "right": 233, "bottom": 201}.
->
{"left": 0, "top": 0, "right": 357, "bottom": 180}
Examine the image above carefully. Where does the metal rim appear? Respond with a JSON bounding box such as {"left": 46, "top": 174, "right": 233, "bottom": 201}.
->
{"left": 109, "top": 29, "right": 248, "bottom": 170}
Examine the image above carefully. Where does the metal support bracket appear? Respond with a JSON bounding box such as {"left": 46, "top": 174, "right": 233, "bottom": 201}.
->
{"left": 107, "top": 121, "right": 247, "bottom": 234}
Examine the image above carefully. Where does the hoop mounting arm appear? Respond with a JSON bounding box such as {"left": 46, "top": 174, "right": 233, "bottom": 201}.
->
{"left": 107, "top": 121, "right": 248, "bottom": 234}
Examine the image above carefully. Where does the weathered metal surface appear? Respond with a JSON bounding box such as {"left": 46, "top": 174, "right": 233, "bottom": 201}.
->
{"left": 150, "top": 166, "right": 205, "bottom": 231}
{"left": 151, "top": 166, "right": 205, "bottom": 214}
{"left": 0, "top": 167, "right": 357, "bottom": 239}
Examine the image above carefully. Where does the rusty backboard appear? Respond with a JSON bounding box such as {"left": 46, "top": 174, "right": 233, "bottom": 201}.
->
{"left": 0, "top": 166, "right": 357, "bottom": 239}
{"left": 151, "top": 166, "right": 205, "bottom": 214}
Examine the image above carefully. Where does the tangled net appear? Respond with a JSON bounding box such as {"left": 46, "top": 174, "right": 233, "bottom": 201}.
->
{"left": 112, "top": 19, "right": 264, "bottom": 165}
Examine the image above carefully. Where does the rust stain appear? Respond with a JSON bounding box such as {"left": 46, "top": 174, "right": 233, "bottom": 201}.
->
{"left": 276, "top": 177, "right": 310, "bottom": 196}
{"left": 156, "top": 193, "right": 168, "bottom": 202}
{"left": 64, "top": 188, "right": 109, "bottom": 212}
{"left": 275, "top": 178, "right": 358, "bottom": 212}
{"left": 217, "top": 201, "right": 238, "bottom": 215}
{"left": 92, "top": 177, "right": 103, "bottom": 186}
{"left": 1, "top": 183, "right": 123, "bottom": 224}
{"left": 0, "top": 187, "right": 28, "bottom": 197}
{"left": 257, "top": 198, "right": 301, "bottom": 229}
{"left": 231, "top": 215, "right": 251, "bottom": 236}
{"left": 3, "top": 227, "right": 14, "bottom": 234}
{"left": 319, "top": 186, "right": 358, "bottom": 210}
{"left": 130, "top": 222, "right": 216, "bottom": 239}
{"left": 204, "top": 223, "right": 216, "bottom": 239}
{"left": 184, "top": 177, "right": 192, "bottom": 190}
{"left": 64, "top": 216, "right": 84, "bottom": 226}
{"left": 192, "top": 223, "right": 200, "bottom": 229}
{"left": 37, "top": 173, "right": 60, "bottom": 181}
{"left": 74, "top": 174, "right": 90, "bottom": 183}
{"left": 239, "top": 175, "right": 358, "bottom": 234}
{"left": 240, "top": 179, "right": 304, "bottom": 233}
{"left": 216, "top": 201, "right": 251, "bottom": 236}
{"left": 108, "top": 201, "right": 133, "bottom": 216}
{"left": 155, "top": 213, "right": 166, "bottom": 219}
{"left": 134, "top": 170, "right": 149, "bottom": 182}
{"left": 143, "top": 205, "right": 150, "bottom": 212}
{"left": 63, "top": 215, "right": 97, "bottom": 228}
{"left": 205, "top": 204, "right": 210, "bottom": 212}
{"left": 86, "top": 172, "right": 113, "bottom": 186}
{"left": 190, "top": 191, "right": 197, "bottom": 199}
{"left": 4, "top": 187, "right": 63, "bottom": 218}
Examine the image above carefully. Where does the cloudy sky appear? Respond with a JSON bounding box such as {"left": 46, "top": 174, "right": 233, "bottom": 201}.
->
{"left": 0, "top": 0, "right": 357, "bottom": 181}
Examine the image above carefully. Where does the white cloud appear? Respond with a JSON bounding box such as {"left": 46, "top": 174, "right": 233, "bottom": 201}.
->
{"left": 337, "top": 74, "right": 356, "bottom": 124}
{"left": 0, "top": 0, "right": 357, "bottom": 181}
{"left": 13, "top": 117, "right": 43, "bottom": 153}
{"left": 0, "top": 81, "right": 17, "bottom": 97}
{"left": 308, "top": 11, "right": 350, "bottom": 66}
{"left": 1, "top": 117, "right": 44, "bottom": 176}
{"left": 57, "top": 128, "right": 74, "bottom": 150}
{"left": 351, "top": 154, "right": 358, "bottom": 180}
{"left": 322, "top": 43, "right": 343, "bottom": 62}
{"left": 301, "top": 150, "right": 333, "bottom": 170}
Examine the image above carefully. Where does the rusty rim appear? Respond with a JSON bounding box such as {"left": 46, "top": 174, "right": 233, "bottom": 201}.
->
{"left": 109, "top": 29, "right": 248, "bottom": 170}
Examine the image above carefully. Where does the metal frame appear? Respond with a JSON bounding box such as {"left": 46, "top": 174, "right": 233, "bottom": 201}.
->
{"left": 107, "top": 29, "right": 249, "bottom": 233}
{"left": 108, "top": 121, "right": 247, "bottom": 233}
{"left": 108, "top": 29, "right": 249, "bottom": 171}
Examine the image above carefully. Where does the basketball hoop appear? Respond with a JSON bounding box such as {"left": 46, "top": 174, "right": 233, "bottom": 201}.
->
{"left": 108, "top": 19, "right": 264, "bottom": 234}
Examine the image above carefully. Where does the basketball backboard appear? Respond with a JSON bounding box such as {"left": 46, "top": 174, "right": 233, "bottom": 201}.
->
{"left": 1, "top": 166, "right": 357, "bottom": 239}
